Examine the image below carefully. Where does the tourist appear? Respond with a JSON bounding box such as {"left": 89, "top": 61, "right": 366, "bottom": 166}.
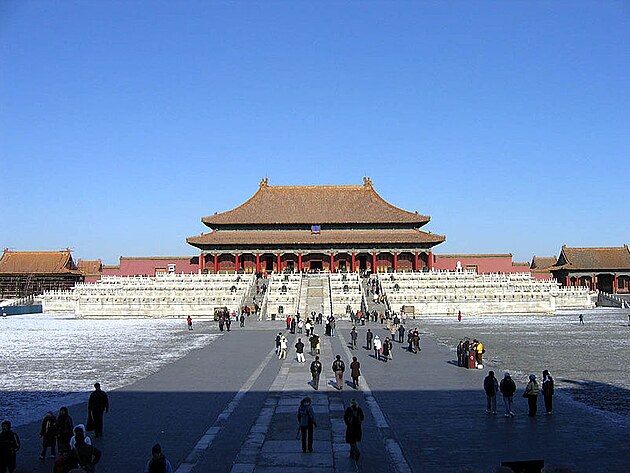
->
{"left": 365, "top": 329, "right": 373, "bottom": 350}
{"left": 484, "top": 371, "right": 499, "bottom": 414}
{"left": 397, "top": 324, "right": 405, "bottom": 343}
{"left": 279, "top": 335, "right": 288, "bottom": 360}
{"left": 310, "top": 356, "right": 322, "bottom": 390}
{"left": 297, "top": 397, "right": 317, "bottom": 453}
{"left": 500, "top": 372, "right": 517, "bottom": 417}
{"left": 332, "top": 355, "right": 345, "bottom": 390}
{"left": 69, "top": 424, "right": 91, "bottom": 449}
{"left": 542, "top": 369, "right": 555, "bottom": 415}
{"left": 240, "top": 313, "right": 245, "bottom": 327}
{"left": 344, "top": 399, "right": 364, "bottom": 461}
{"left": 382, "top": 337, "right": 391, "bottom": 362}
{"left": 458, "top": 310, "right": 462, "bottom": 322}
{"left": 55, "top": 407, "right": 74, "bottom": 453}
{"left": 524, "top": 374, "right": 540, "bottom": 417}
{"left": 67, "top": 427, "right": 101, "bottom": 472}
{"left": 350, "top": 326, "right": 358, "bottom": 350}
{"left": 456, "top": 341, "right": 464, "bottom": 367}
{"left": 186, "top": 315, "right": 193, "bottom": 330}
{"left": 144, "top": 443, "right": 173, "bottom": 473}
{"left": 0, "top": 420, "right": 20, "bottom": 473}
{"left": 87, "top": 383, "right": 109, "bottom": 438}
{"left": 290, "top": 317, "right": 296, "bottom": 334}
{"left": 309, "top": 333, "right": 318, "bottom": 356}
{"left": 373, "top": 335, "right": 382, "bottom": 361}
{"left": 225, "top": 316, "right": 231, "bottom": 331}
{"left": 350, "top": 356, "right": 361, "bottom": 389}
{"left": 297, "top": 319, "right": 303, "bottom": 334}
{"left": 295, "top": 338, "right": 305, "bottom": 363}
{"left": 218, "top": 315, "right": 224, "bottom": 332}
{"left": 331, "top": 317, "right": 336, "bottom": 336}
{"left": 412, "top": 329, "right": 421, "bottom": 354}
{"left": 286, "top": 315, "right": 292, "bottom": 330}
{"left": 476, "top": 340, "right": 485, "bottom": 367}
{"left": 579, "top": 314, "right": 584, "bottom": 324}
{"left": 39, "top": 410, "right": 57, "bottom": 460}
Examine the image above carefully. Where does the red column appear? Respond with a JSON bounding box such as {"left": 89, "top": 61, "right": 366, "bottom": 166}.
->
{"left": 592, "top": 273, "right": 596, "bottom": 291}
{"left": 256, "top": 253, "right": 260, "bottom": 273}
{"left": 277, "top": 253, "right": 281, "bottom": 273}
{"left": 613, "top": 273, "right": 618, "bottom": 293}
{"left": 565, "top": 276, "right": 570, "bottom": 287}
{"left": 372, "top": 252, "right": 377, "bottom": 272}
{"left": 330, "top": 253, "right": 335, "bottom": 272}
{"left": 351, "top": 252, "right": 356, "bottom": 272}
{"left": 414, "top": 252, "right": 419, "bottom": 272}
{"left": 393, "top": 252, "right": 398, "bottom": 272}
{"left": 427, "top": 251, "right": 433, "bottom": 270}
{"left": 234, "top": 253, "right": 239, "bottom": 272}
{"left": 199, "top": 252, "right": 205, "bottom": 273}
{"left": 298, "top": 253, "right": 302, "bottom": 272}
{"left": 214, "top": 253, "right": 219, "bottom": 274}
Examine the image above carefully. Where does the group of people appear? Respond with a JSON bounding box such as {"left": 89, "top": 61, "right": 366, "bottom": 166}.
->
{"left": 0, "top": 383, "right": 108, "bottom": 473}
{"left": 483, "top": 369, "right": 555, "bottom": 417}
{"left": 297, "top": 397, "right": 364, "bottom": 460}
{"left": 456, "top": 339, "right": 485, "bottom": 368}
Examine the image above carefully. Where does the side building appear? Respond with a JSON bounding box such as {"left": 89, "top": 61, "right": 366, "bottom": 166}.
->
{"left": 550, "top": 245, "right": 630, "bottom": 293}
{"left": 0, "top": 249, "right": 83, "bottom": 300}
{"left": 187, "top": 177, "right": 446, "bottom": 273}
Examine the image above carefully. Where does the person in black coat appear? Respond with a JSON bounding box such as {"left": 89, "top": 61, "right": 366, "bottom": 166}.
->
{"left": 0, "top": 420, "right": 20, "bottom": 473}
{"left": 55, "top": 407, "right": 73, "bottom": 453}
{"left": 365, "top": 329, "right": 373, "bottom": 350}
{"left": 88, "top": 383, "right": 109, "bottom": 438}
{"left": 343, "top": 399, "right": 364, "bottom": 461}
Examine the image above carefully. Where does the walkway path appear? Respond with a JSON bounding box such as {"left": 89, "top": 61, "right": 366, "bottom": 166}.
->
{"left": 11, "top": 318, "right": 630, "bottom": 473}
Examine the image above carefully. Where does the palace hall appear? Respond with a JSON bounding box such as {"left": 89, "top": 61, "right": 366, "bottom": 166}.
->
{"left": 187, "top": 178, "right": 446, "bottom": 274}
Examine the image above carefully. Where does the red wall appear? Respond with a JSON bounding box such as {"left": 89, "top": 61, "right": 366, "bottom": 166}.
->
{"left": 102, "top": 257, "right": 199, "bottom": 277}
{"left": 433, "top": 255, "right": 530, "bottom": 274}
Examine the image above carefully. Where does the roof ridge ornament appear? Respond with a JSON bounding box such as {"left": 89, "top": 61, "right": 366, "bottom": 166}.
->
{"left": 259, "top": 177, "right": 269, "bottom": 189}
{"left": 362, "top": 176, "right": 373, "bottom": 188}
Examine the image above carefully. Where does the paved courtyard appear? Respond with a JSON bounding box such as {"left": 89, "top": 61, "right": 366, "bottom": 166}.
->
{"left": 11, "top": 317, "right": 630, "bottom": 473}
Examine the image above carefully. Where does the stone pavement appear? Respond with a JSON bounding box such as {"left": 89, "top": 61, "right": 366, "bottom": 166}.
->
{"left": 11, "top": 318, "right": 630, "bottom": 473}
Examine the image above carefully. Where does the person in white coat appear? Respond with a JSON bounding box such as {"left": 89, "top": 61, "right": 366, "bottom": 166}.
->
{"left": 373, "top": 335, "right": 382, "bottom": 361}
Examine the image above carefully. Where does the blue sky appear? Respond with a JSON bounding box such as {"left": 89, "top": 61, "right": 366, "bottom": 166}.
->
{"left": 1, "top": 1, "right": 628, "bottom": 265}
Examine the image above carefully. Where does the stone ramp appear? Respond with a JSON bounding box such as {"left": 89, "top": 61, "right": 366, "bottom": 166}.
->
{"left": 226, "top": 327, "right": 360, "bottom": 473}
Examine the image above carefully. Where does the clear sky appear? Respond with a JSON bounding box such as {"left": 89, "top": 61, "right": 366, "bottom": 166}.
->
{"left": 1, "top": 1, "right": 629, "bottom": 265}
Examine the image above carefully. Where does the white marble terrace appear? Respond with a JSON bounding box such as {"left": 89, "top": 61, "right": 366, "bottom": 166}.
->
{"left": 42, "top": 270, "right": 594, "bottom": 318}
{"left": 379, "top": 270, "right": 594, "bottom": 316}
{"left": 42, "top": 273, "right": 253, "bottom": 317}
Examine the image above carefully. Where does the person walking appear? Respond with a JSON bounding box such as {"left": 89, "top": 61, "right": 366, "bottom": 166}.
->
{"left": 524, "top": 374, "right": 540, "bottom": 417}
{"left": 275, "top": 332, "right": 282, "bottom": 355}
{"left": 456, "top": 341, "right": 464, "bottom": 367}
{"left": 542, "top": 369, "right": 554, "bottom": 415}
{"left": 344, "top": 399, "right": 365, "bottom": 461}
{"left": 350, "top": 327, "right": 358, "bottom": 350}
{"left": 483, "top": 371, "right": 499, "bottom": 414}
{"left": 240, "top": 313, "right": 245, "bottom": 327}
{"left": 39, "top": 410, "right": 57, "bottom": 459}
{"left": 499, "top": 372, "right": 517, "bottom": 417}
{"left": 55, "top": 407, "right": 74, "bottom": 453}
{"left": 0, "top": 421, "right": 20, "bottom": 473}
{"left": 373, "top": 335, "right": 382, "bottom": 361}
{"left": 382, "top": 338, "right": 391, "bottom": 362}
{"left": 67, "top": 427, "right": 100, "bottom": 473}
{"left": 350, "top": 357, "right": 361, "bottom": 389}
{"left": 365, "top": 329, "right": 373, "bottom": 350}
{"left": 186, "top": 315, "right": 193, "bottom": 330}
{"left": 225, "top": 316, "right": 232, "bottom": 332}
{"left": 87, "top": 383, "right": 109, "bottom": 438}
{"left": 397, "top": 324, "right": 405, "bottom": 343}
{"left": 295, "top": 338, "right": 305, "bottom": 363}
{"left": 297, "top": 397, "right": 317, "bottom": 453}
{"left": 144, "top": 443, "right": 173, "bottom": 473}
{"left": 279, "top": 335, "right": 288, "bottom": 360}
{"left": 332, "top": 355, "right": 346, "bottom": 390}
{"left": 310, "top": 356, "right": 322, "bottom": 390}
{"left": 579, "top": 314, "right": 584, "bottom": 324}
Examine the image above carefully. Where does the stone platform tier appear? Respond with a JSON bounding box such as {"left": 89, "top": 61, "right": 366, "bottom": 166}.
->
{"left": 42, "top": 273, "right": 254, "bottom": 317}
{"left": 379, "top": 270, "right": 595, "bottom": 316}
